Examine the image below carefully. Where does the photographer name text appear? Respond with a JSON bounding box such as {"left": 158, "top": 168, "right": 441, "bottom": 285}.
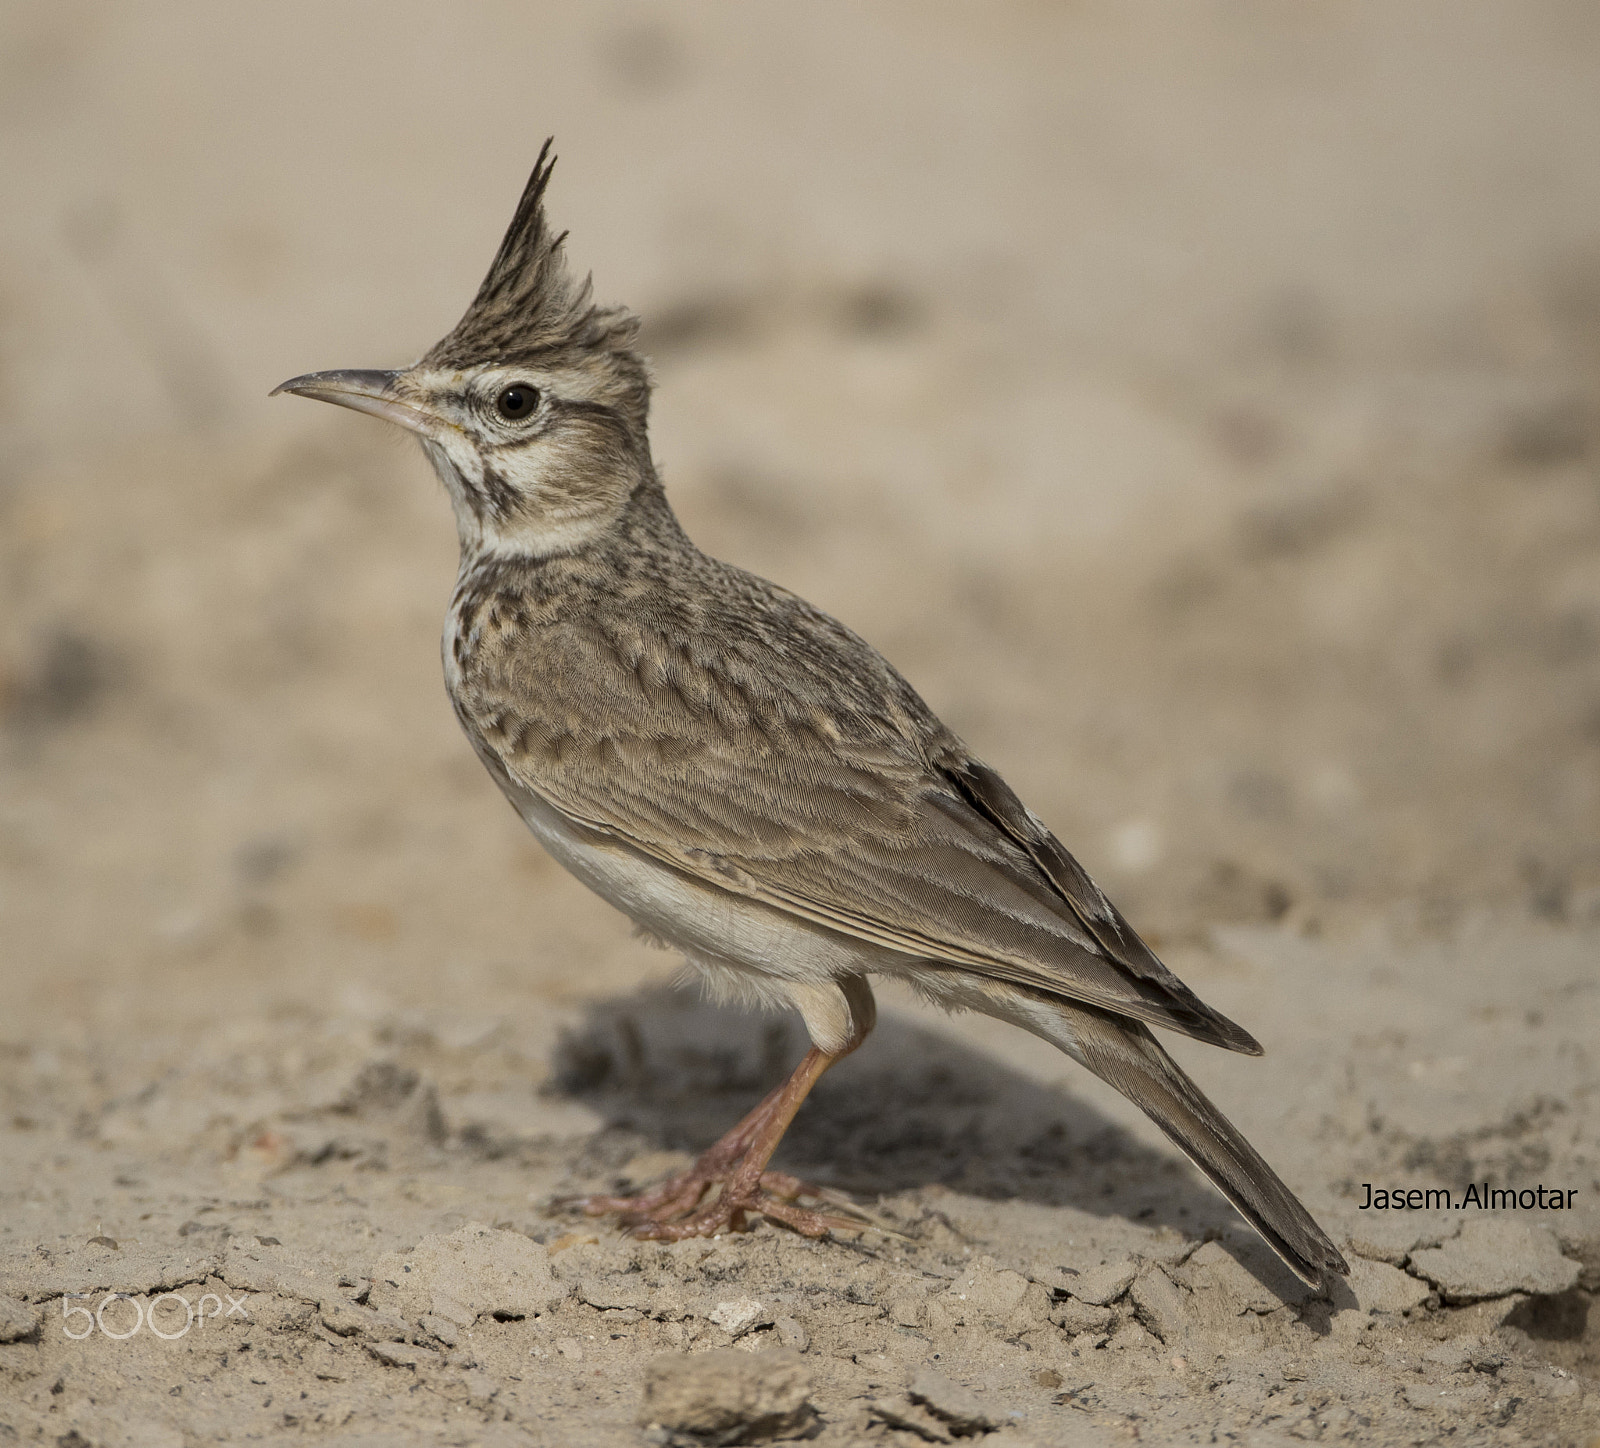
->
{"left": 1358, "top": 1183, "right": 1577, "bottom": 1211}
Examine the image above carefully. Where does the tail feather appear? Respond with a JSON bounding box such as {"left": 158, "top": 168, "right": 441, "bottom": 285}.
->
{"left": 1071, "top": 1006, "right": 1349, "bottom": 1289}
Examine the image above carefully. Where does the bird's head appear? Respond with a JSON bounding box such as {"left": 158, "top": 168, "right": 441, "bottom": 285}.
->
{"left": 274, "top": 142, "right": 652, "bottom": 558}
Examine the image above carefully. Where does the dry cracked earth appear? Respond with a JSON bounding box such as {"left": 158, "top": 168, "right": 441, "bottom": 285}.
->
{"left": 1, "top": 929, "right": 1597, "bottom": 1447}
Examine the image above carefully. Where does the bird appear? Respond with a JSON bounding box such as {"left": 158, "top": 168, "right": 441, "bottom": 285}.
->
{"left": 273, "top": 142, "right": 1349, "bottom": 1290}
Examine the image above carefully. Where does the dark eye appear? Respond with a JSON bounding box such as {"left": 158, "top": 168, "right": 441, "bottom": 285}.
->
{"left": 495, "top": 384, "right": 540, "bottom": 420}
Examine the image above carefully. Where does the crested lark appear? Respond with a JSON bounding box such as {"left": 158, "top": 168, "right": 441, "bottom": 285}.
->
{"left": 275, "top": 144, "right": 1348, "bottom": 1289}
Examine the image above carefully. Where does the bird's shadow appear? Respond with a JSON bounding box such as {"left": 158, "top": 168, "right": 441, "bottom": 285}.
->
{"left": 544, "top": 983, "right": 1317, "bottom": 1306}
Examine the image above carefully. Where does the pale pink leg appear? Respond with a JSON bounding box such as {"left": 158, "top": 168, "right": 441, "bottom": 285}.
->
{"left": 574, "top": 980, "right": 875, "bottom": 1239}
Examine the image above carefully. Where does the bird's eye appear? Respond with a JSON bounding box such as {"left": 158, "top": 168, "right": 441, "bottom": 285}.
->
{"left": 495, "top": 384, "right": 540, "bottom": 420}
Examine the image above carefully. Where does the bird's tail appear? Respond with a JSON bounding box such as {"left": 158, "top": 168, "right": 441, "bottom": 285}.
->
{"left": 1065, "top": 1004, "right": 1349, "bottom": 1289}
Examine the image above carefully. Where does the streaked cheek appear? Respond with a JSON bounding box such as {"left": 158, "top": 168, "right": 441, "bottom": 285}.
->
{"left": 548, "top": 413, "right": 635, "bottom": 504}
{"left": 486, "top": 435, "right": 607, "bottom": 517}
{"left": 422, "top": 437, "right": 493, "bottom": 523}
{"left": 438, "top": 434, "right": 486, "bottom": 489}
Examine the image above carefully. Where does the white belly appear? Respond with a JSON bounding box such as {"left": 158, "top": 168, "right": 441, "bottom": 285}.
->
{"left": 502, "top": 774, "right": 890, "bottom": 997}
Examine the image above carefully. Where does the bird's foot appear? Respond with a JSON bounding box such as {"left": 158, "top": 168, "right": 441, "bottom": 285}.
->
{"left": 572, "top": 1128, "right": 762, "bottom": 1224}
{"left": 573, "top": 1165, "right": 866, "bottom": 1239}
{"left": 564, "top": 1041, "right": 887, "bottom": 1240}
{"left": 620, "top": 1170, "right": 866, "bottom": 1241}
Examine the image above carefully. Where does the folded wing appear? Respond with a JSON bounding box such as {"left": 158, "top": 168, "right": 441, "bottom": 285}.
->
{"left": 466, "top": 595, "right": 1258, "bottom": 1054}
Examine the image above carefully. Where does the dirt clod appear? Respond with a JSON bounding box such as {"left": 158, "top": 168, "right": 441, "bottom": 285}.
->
{"left": 0, "top": 1294, "right": 41, "bottom": 1343}
{"left": 640, "top": 1347, "right": 814, "bottom": 1445}
{"left": 370, "top": 1222, "right": 562, "bottom": 1326}
{"left": 1411, "top": 1221, "right": 1583, "bottom": 1302}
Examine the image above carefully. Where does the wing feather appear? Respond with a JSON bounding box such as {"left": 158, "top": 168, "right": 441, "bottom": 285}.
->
{"left": 457, "top": 565, "right": 1258, "bottom": 1052}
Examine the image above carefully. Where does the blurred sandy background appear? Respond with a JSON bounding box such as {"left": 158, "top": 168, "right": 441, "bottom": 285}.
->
{"left": 5, "top": 1, "right": 1600, "bottom": 1030}
{"left": 1, "top": 4, "right": 1598, "bottom": 1444}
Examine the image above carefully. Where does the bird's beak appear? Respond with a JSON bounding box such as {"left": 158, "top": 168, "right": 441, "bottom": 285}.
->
{"left": 270, "top": 368, "right": 444, "bottom": 438}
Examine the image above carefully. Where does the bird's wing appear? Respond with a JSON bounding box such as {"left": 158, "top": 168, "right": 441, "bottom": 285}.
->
{"left": 463, "top": 595, "right": 1258, "bottom": 1054}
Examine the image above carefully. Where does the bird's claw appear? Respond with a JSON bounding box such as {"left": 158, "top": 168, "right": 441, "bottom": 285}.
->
{"left": 568, "top": 1167, "right": 869, "bottom": 1240}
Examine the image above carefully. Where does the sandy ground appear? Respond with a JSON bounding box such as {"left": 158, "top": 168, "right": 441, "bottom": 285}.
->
{"left": 2, "top": 3, "right": 1599, "bottom": 1444}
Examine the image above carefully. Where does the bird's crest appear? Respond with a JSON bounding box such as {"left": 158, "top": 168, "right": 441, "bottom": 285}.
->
{"left": 423, "top": 141, "right": 643, "bottom": 381}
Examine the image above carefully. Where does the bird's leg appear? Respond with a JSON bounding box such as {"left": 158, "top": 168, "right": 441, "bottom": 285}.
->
{"left": 629, "top": 1045, "right": 855, "bottom": 1240}
{"left": 575, "top": 1073, "right": 801, "bottom": 1223}
{"left": 577, "top": 976, "right": 876, "bottom": 1238}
